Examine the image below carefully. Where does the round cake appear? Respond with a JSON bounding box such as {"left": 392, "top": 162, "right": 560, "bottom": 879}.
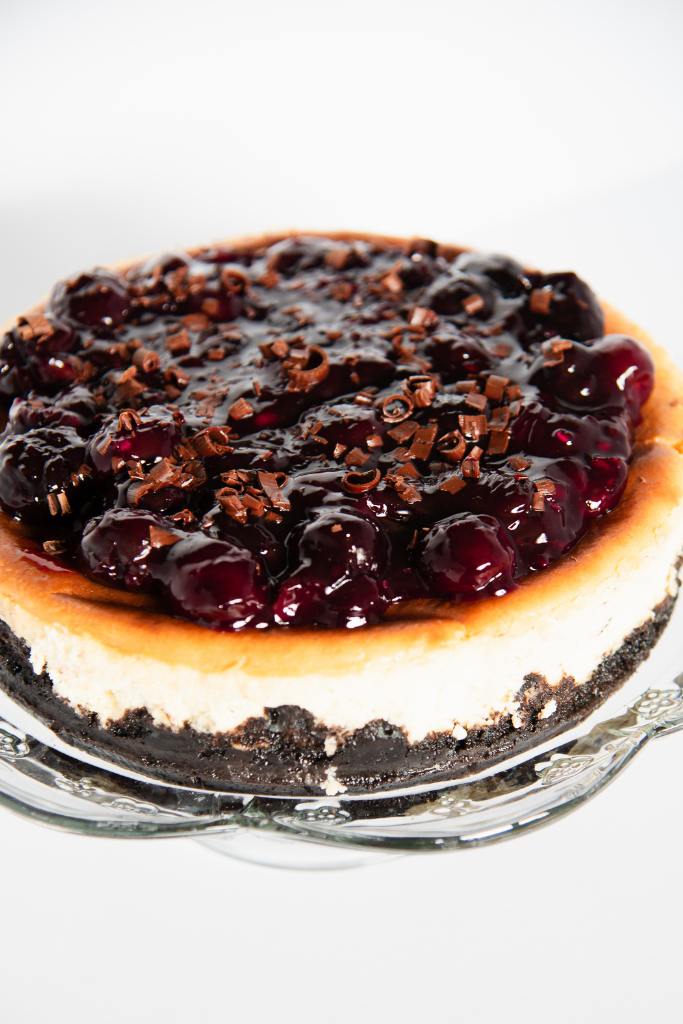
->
{"left": 0, "top": 232, "right": 681, "bottom": 795}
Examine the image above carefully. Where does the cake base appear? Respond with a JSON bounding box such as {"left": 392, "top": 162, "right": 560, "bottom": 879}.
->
{"left": 0, "top": 593, "right": 675, "bottom": 796}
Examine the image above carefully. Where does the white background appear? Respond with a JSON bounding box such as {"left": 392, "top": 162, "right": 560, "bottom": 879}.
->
{"left": 1, "top": 2, "right": 683, "bottom": 1021}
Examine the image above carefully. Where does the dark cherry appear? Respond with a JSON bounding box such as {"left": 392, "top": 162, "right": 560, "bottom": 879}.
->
{"left": 266, "top": 237, "right": 368, "bottom": 275}
{"left": 509, "top": 402, "right": 632, "bottom": 459}
{"left": 454, "top": 252, "right": 530, "bottom": 297}
{"left": 471, "top": 464, "right": 587, "bottom": 571}
{"left": 540, "top": 335, "right": 654, "bottom": 417}
{"left": 0, "top": 426, "right": 87, "bottom": 524}
{"left": 50, "top": 271, "right": 131, "bottom": 329}
{"left": 528, "top": 271, "right": 604, "bottom": 342}
{"left": 425, "top": 332, "right": 490, "bottom": 381}
{"left": 209, "top": 519, "right": 286, "bottom": 575}
{"left": 158, "top": 534, "right": 269, "bottom": 628}
{"left": 420, "top": 513, "right": 517, "bottom": 598}
{"left": 583, "top": 456, "right": 629, "bottom": 518}
{"left": 274, "top": 569, "right": 388, "bottom": 628}
{"left": 425, "top": 272, "right": 494, "bottom": 318}
{"left": 89, "top": 405, "right": 181, "bottom": 473}
{"left": 396, "top": 252, "right": 436, "bottom": 289}
{"left": 0, "top": 318, "right": 80, "bottom": 397}
{"left": 80, "top": 507, "right": 177, "bottom": 590}
{"left": 9, "top": 387, "right": 99, "bottom": 434}
{"left": 189, "top": 282, "right": 242, "bottom": 322}
{"left": 297, "top": 511, "right": 387, "bottom": 575}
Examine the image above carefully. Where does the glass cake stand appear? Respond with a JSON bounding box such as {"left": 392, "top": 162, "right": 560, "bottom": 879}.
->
{"left": 0, "top": 601, "right": 682, "bottom": 870}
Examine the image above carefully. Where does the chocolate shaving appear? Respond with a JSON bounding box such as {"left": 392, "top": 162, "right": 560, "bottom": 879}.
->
{"left": 381, "top": 393, "right": 414, "bottom": 423}
{"left": 149, "top": 526, "right": 180, "bottom": 549}
{"left": 387, "top": 419, "right": 418, "bottom": 443}
{"left": 534, "top": 478, "right": 557, "bottom": 496}
{"left": 462, "top": 449, "right": 482, "bottom": 479}
{"left": 439, "top": 475, "right": 466, "bottom": 495}
{"left": 437, "top": 430, "right": 467, "bottom": 462}
{"left": 342, "top": 467, "right": 381, "bottom": 494}
{"left": 489, "top": 406, "right": 511, "bottom": 429}
{"left": 458, "top": 414, "right": 488, "bottom": 440}
{"left": 42, "top": 539, "right": 66, "bottom": 554}
{"left": 541, "top": 337, "right": 573, "bottom": 367}
{"left": 257, "top": 471, "right": 291, "bottom": 512}
{"left": 117, "top": 409, "right": 142, "bottom": 432}
{"left": 345, "top": 447, "right": 370, "bottom": 467}
{"left": 164, "top": 366, "right": 190, "bottom": 391}
{"left": 133, "top": 347, "right": 161, "bottom": 374}
{"left": 366, "top": 434, "right": 383, "bottom": 450}
{"left": 387, "top": 475, "right": 421, "bottom": 503}
{"left": 325, "top": 246, "right": 354, "bottom": 271}
{"left": 242, "top": 493, "right": 267, "bottom": 518}
{"left": 182, "top": 313, "right": 210, "bottom": 331}
{"left": 229, "top": 397, "right": 255, "bottom": 420}
{"left": 462, "top": 293, "right": 485, "bottom": 315}
{"left": 508, "top": 455, "right": 531, "bottom": 471}
{"left": 258, "top": 268, "right": 280, "bottom": 289}
{"left": 169, "top": 509, "right": 196, "bottom": 525}
{"left": 484, "top": 374, "right": 510, "bottom": 401}
{"left": 487, "top": 428, "right": 510, "bottom": 455}
{"left": 271, "top": 339, "right": 290, "bottom": 359}
{"left": 216, "top": 490, "right": 248, "bottom": 524}
{"left": 394, "top": 461, "right": 420, "bottom": 479}
{"left": 17, "top": 313, "right": 54, "bottom": 342}
{"left": 115, "top": 366, "right": 146, "bottom": 404}
{"left": 408, "top": 422, "right": 438, "bottom": 461}
{"left": 409, "top": 306, "right": 439, "bottom": 329}
{"left": 189, "top": 426, "right": 234, "bottom": 457}
{"left": 380, "top": 265, "right": 404, "bottom": 295}
{"left": 530, "top": 286, "right": 554, "bottom": 315}
{"left": 129, "top": 457, "right": 206, "bottom": 505}
{"left": 207, "top": 346, "right": 227, "bottom": 361}
{"left": 286, "top": 345, "right": 330, "bottom": 392}
{"left": 404, "top": 374, "right": 438, "bottom": 408}
{"left": 465, "top": 391, "right": 488, "bottom": 413}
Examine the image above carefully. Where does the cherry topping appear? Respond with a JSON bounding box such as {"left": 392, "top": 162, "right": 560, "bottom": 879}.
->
{"left": 0, "top": 236, "right": 654, "bottom": 630}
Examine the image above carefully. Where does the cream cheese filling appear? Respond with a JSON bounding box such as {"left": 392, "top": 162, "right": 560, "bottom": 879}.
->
{"left": 0, "top": 505, "right": 681, "bottom": 745}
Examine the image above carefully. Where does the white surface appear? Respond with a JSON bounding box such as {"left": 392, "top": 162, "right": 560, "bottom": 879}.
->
{"left": 1, "top": 1, "right": 683, "bottom": 1022}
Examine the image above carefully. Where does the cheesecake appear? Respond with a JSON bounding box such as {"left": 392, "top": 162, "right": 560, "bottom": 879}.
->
{"left": 0, "top": 232, "right": 681, "bottom": 795}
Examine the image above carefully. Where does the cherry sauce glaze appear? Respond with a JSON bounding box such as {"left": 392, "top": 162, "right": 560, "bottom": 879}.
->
{"left": 0, "top": 237, "right": 654, "bottom": 630}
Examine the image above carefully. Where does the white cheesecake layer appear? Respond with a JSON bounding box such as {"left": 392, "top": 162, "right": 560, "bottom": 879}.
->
{"left": 1, "top": 500, "right": 681, "bottom": 744}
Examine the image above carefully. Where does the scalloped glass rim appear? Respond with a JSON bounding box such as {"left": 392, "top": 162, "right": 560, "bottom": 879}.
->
{"left": 0, "top": 597, "right": 681, "bottom": 866}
